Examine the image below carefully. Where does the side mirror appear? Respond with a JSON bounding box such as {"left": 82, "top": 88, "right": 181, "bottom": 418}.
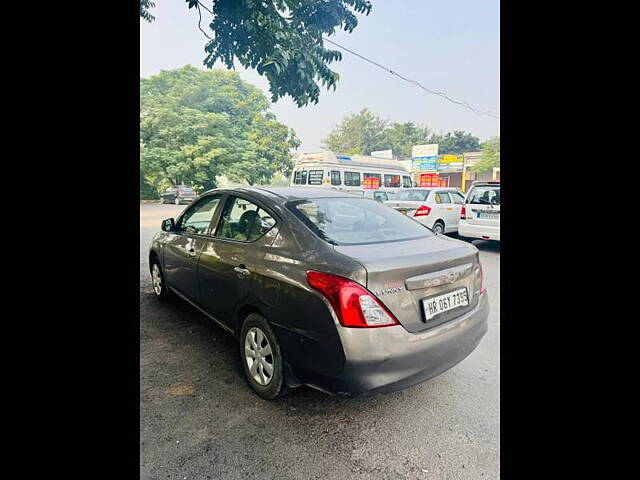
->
{"left": 161, "top": 218, "right": 175, "bottom": 232}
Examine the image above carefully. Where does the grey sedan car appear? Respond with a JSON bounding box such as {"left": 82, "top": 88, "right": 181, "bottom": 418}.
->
{"left": 149, "top": 187, "right": 489, "bottom": 399}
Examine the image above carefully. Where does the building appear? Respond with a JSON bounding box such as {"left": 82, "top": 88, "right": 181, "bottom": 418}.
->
{"left": 462, "top": 152, "right": 495, "bottom": 191}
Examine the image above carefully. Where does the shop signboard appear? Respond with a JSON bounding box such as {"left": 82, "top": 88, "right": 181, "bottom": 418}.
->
{"left": 437, "top": 154, "right": 464, "bottom": 171}
{"left": 412, "top": 144, "right": 439, "bottom": 171}
{"left": 419, "top": 173, "right": 439, "bottom": 187}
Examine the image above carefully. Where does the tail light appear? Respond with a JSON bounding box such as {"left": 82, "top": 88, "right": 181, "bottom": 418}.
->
{"left": 475, "top": 262, "right": 486, "bottom": 294}
{"left": 460, "top": 206, "right": 466, "bottom": 219}
{"left": 414, "top": 205, "right": 431, "bottom": 217}
{"left": 306, "top": 271, "right": 399, "bottom": 328}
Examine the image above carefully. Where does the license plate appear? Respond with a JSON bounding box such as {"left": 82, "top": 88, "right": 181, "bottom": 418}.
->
{"left": 478, "top": 212, "right": 499, "bottom": 220}
{"left": 422, "top": 288, "right": 469, "bottom": 321}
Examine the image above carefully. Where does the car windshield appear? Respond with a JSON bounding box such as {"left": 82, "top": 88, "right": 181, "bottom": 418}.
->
{"left": 179, "top": 186, "right": 194, "bottom": 193}
{"left": 394, "top": 189, "right": 430, "bottom": 201}
{"left": 467, "top": 187, "right": 500, "bottom": 205}
{"left": 287, "top": 197, "right": 434, "bottom": 245}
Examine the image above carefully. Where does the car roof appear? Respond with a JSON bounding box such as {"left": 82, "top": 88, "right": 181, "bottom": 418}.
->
{"left": 469, "top": 182, "right": 500, "bottom": 187}
{"left": 201, "top": 186, "right": 359, "bottom": 204}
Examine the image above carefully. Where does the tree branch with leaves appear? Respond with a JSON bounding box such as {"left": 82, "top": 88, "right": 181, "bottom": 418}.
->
{"left": 141, "top": 1, "right": 372, "bottom": 107}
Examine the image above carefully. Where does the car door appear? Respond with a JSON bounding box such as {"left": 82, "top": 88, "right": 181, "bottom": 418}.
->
{"left": 433, "top": 191, "right": 455, "bottom": 231}
{"left": 450, "top": 191, "right": 466, "bottom": 229}
{"left": 162, "top": 194, "right": 223, "bottom": 302}
{"left": 197, "top": 194, "right": 279, "bottom": 328}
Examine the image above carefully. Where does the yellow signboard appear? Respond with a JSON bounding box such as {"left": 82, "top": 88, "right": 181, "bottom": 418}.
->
{"left": 440, "top": 154, "right": 463, "bottom": 163}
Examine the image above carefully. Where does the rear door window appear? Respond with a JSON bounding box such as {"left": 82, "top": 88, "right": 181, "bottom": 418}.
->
{"left": 215, "top": 196, "right": 276, "bottom": 242}
{"left": 467, "top": 187, "right": 500, "bottom": 205}
{"left": 330, "top": 170, "right": 341, "bottom": 186}
{"left": 435, "top": 192, "right": 452, "bottom": 204}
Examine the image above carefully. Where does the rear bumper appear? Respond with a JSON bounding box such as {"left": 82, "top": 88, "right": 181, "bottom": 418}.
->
{"left": 304, "top": 292, "right": 489, "bottom": 397}
{"left": 458, "top": 221, "right": 500, "bottom": 241}
{"left": 410, "top": 214, "right": 434, "bottom": 229}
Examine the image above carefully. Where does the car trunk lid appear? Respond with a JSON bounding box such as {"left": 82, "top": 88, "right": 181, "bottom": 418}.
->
{"left": 334, "top": 235, "right": 481, "bottom": 333}
{"left": 384, "top": 201, "right": 422, "bottom": 216}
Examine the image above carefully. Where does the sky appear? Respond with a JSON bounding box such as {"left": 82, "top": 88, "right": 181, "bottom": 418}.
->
{"left": 140, "top": 0, "right": 500, "bottom": 153}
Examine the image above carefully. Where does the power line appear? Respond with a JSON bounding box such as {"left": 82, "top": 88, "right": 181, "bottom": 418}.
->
{"left": 323, "top": 37, "right": 499, "bottom": 119}
{"left": 193, "top": 3, "right": 497, "bottom": 119}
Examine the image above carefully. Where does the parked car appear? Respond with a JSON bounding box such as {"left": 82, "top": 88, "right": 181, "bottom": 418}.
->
{"left": 458, "top": 181, "right": 500, "bottom": 242}
{"left": 348, "top": 189, "right": 398, "bottom": 203}
{"left": 160, "top": 185, "right": 197, "bottom": 205}
{"left": 149, "top": 187, "right": 488, "bottom": 399}
{"left": 383, "top": 187, "right": 466, "bottom": 235}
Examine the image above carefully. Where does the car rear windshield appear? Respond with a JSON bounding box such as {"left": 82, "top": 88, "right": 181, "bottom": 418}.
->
{"left": 178, "top": 186, "right": 194, "bottom": 193}
{"left": 467, "top": 187, "right": 500, "bottom": 205}
{"left": 394, "top": 189, "right": 430, "bottom": 201}
{"left": 287, "top": 197, "right": 434, "bottom": 245}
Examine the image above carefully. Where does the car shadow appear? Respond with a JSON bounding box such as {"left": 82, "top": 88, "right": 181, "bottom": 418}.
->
{"left": 470, "top": 239, "right": 500, "bottom": 252}
{"left": 140, "top": 289, "right": 455, "bottom": 414}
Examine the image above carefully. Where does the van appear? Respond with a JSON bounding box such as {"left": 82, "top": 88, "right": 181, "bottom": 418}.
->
{"left": 290, "top": 151, "right": 412, "bottom": 193}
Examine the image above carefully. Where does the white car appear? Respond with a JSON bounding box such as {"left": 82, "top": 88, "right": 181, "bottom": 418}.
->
{"left": 383, "top": 187, "right": 466, "bottom": 234}
{"left": 458, "top": 182, "right": 500, "bottom": 242}
{"left": 348, "top": 189, "right": 398, "bottom": 203}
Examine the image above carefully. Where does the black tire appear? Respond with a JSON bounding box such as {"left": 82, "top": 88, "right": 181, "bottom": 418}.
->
{"left": 432, "top": 221, "right": 445, "bottom": 235}
{"left": 150, "top": 260, "right": 171, "bottom": 301}
{"left": 239, "top": 313, "right": 288, "bottom": 400}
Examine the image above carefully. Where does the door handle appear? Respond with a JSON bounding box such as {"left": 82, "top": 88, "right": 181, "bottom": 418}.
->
{"left": 188, "top": 248, "right": 197, "bottom": 257}
{"left": 234, "top": 265, "right": 251, "bottom": 277}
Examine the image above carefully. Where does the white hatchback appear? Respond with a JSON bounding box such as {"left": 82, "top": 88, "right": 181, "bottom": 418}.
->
{"left": 383, "top": 188, "right": 466, "bottom": 234}
{"left": 458, "top": 182, "right": 500, "bottom": 242}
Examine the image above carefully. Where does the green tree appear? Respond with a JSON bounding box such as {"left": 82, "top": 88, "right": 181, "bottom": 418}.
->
{"left": 430, "top": 130, "right": 480, "bottom": 155}
{"left": 321, "top": 109, "right": 389, "bottom": 155}
{"left": 383, "top": 122, "right": 432, "bottom": 158}
{"left": 141, "top": 1, "right": 372, "bottom": 107}
{"left": 473, "top": 136, "right": 500, "bottom": 173}
{"left": 140, "top": 66, "right": 299, "bottom": 194}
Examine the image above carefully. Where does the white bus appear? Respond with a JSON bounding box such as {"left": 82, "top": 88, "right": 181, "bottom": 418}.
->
{"left": 290, "top": 151, "right": 412, "bottom": 193}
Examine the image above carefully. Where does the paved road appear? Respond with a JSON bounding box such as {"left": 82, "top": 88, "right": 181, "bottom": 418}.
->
{"left": 140, "top": 203, "right": 500, "bottom": 480}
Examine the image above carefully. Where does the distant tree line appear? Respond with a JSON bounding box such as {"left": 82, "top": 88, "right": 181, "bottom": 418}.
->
{"left": 321, "top": 109, "right": 482, "bottom": 158}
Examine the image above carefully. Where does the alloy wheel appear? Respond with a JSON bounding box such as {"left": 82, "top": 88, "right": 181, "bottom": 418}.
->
{"left": 152, "top": 264, "right": 162, "bottom": 296}
{"left": 244, "top": 327, "right": 274, "bottom": 386}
